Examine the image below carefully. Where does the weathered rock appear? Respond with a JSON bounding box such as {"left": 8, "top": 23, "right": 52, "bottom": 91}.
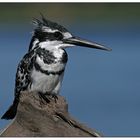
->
{"left": 0, "top": 91, "right": 101, "bottom": 137}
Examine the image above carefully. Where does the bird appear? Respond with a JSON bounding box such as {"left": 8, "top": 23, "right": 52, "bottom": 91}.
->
{"left": 1, "top": 15, "right": 111, "bottom": 120}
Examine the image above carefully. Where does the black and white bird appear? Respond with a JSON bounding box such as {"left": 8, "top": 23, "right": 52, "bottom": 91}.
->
{"left": 1, "top": 15, "right": 111, "bottom": 120}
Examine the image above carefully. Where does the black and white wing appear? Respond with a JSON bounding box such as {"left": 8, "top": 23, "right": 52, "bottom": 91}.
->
{"left": 14, "top": 50, "right": 36, "bottom": 98}
{"left": 1, "top": 50, "right": 36, "bottom": 120}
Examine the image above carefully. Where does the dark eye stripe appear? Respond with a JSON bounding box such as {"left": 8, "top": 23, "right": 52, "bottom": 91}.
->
{"left": 34, "top": 30, "right": 63, "bottom": 41}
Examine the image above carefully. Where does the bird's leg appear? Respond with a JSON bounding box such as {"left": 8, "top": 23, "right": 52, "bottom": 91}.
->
{"left": 38, "top": 92, "right": 50, "bottom": 103}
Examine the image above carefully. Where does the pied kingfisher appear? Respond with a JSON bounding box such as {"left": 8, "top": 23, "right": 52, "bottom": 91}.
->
{"left": 1, "top": 15, "right": 111, "bottom": 120}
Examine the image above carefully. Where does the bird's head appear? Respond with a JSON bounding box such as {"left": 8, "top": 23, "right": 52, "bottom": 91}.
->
{"left": 29, "top": 15, "right": 111, "bottom": 52}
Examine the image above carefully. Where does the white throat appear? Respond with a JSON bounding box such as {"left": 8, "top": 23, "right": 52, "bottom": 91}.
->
{"left": 39, "top": 40, "right": 74, "bottom": 51}
{"left": 39, "top": 41, "right": 62, "bottom": 50}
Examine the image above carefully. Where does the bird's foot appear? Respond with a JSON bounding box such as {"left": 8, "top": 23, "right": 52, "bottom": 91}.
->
{"left": 51, "top": 94, "right": 58, "bottom": 103}
{"left": 38, "top": 92, "right": 58, "bottom": 103}
{"left": 38, "top": 92, "right": 50, "bottom": 103}
{"left": 44, "top": 92, "right": 58, "bottom": 103}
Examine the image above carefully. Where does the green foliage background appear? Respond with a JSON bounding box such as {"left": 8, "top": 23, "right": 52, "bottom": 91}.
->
{"left": 0, "top": 3, "right": 140, "bottom": 25}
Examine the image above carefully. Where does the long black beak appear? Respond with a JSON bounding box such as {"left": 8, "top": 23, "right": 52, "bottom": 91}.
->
{"left": 63, "top": 36, "right": 112, "bottom": 51}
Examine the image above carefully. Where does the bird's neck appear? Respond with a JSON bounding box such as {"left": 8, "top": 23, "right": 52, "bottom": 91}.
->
{"left": 38, "top": 41, "right": 64, "bottom": 59}
{"left": 28, "top": 37, "right": 68, "bottom": 64}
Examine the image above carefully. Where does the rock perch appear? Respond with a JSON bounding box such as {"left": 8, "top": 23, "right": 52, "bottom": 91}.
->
{"left": 0, "top": 91, "right": 101, "bottom": 137}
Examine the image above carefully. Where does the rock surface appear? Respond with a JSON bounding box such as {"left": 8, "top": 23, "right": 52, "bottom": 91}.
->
{"left": 0, "top": 91, "right": 101, "bottom": 137}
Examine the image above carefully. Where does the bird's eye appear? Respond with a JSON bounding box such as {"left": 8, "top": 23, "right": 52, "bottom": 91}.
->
{"left": 54, "top": 31, "right": 63, "bottom": 40}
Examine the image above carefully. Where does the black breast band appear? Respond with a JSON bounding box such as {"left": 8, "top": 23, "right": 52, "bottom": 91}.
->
{"left": 34, "top": 62, "right": 64, "bottom": 75}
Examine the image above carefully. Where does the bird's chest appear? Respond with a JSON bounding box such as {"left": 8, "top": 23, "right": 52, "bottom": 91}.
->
{"left": 30, "top": 69, "right": 59, "bottom": 93}
{"left": 29, "top": 48, "right": 67, "bottom": 93}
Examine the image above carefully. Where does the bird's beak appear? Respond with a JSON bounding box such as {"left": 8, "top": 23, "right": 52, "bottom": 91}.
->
{"left": 63, "top": 36, "right": 112, "bottom": 51}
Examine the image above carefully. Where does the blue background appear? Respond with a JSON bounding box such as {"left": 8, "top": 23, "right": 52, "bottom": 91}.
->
{"left": 0, "top": 3, "right": 140, "bottom": 136}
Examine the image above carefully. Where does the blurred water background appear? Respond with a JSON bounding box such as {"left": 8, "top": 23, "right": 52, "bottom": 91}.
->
{"left": 0, "top": 3, "right": 140, "bottom": 136}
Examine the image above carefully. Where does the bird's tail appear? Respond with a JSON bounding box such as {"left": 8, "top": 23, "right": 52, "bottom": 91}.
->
{"left": 1, "top": 97, "right": 19, "bottom": 120}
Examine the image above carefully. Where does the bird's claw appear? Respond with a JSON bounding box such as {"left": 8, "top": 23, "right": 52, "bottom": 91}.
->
{"left": 39, "top": 92, "right": 58, "bottom": 103}
{"left": 51, "top": 94, "right": 58, "bottom": 103}
{"left": 38, "top": 92, "right": 50, "bottom": 103}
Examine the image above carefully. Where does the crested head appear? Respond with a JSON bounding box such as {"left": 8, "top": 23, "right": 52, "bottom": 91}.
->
{"left": 32, "top": 15, "right": 69, "bottom": 33}
{"left": 28, "top": 15, "right": 73, "bottom": 51}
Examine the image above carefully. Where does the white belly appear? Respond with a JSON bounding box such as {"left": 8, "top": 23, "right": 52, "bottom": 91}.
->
{"left": 30, "top": 69, "right": 59, "bottom": 93}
